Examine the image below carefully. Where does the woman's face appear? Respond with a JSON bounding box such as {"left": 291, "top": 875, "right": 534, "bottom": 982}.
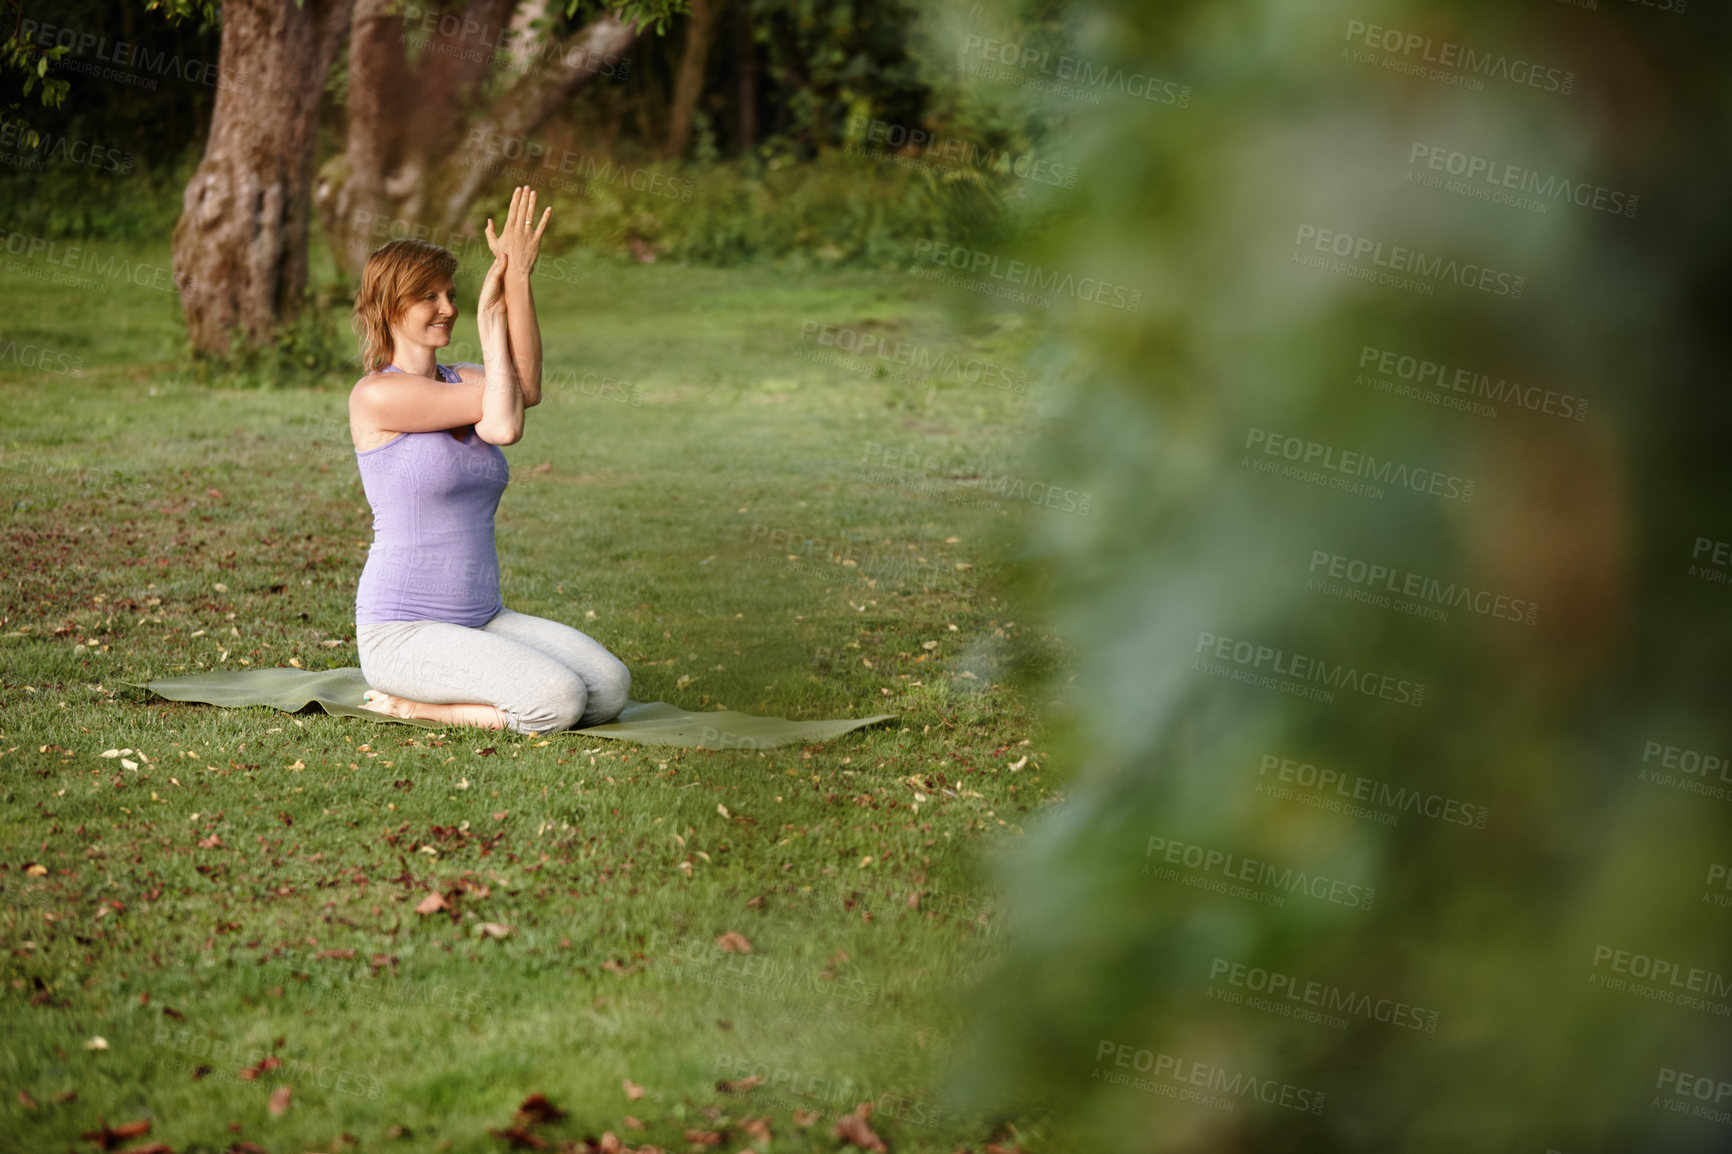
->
{"left": 389, "top": 277, "right": 458, "bottom": 356}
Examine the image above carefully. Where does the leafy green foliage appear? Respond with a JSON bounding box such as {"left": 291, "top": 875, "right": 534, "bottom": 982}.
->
{"left": 951, "top": 0, "right": 1732, "bottom": 1150}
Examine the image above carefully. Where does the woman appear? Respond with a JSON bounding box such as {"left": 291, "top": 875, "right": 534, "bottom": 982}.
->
{"left": 347, "top": 185, "right": 630, "bottom": 733}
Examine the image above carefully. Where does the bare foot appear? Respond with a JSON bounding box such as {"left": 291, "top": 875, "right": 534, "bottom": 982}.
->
{"left": 359, "top": 690, "right": 416, "bottom": 719}
{"left": 359, "top": 690, "right": 509, "bottom": 731}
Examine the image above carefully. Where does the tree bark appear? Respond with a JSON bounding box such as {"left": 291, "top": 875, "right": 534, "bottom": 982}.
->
{"left": 665, "top": 0, "right": 720, "bottom": 158}
{"left": 319, "top": 4, "right": 642, "bottom": 279}
{"left": 733, "top": 0, "right": 756, "bottom": 157}
{"left": 172, "top": 0, "right": 353, "bottom": 354}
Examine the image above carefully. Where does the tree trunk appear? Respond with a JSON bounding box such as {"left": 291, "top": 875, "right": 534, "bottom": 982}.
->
{"left": 319, "top": 4, "right": 642, "bottom": 279}
{"left": 733, "top": 0, "right": 756, "bottom": 158}
{"left": 172, "top": 0, "right": 353, "bottom": 354}
{"left": 665, "top": 0, "right": 721, "bottom": 158}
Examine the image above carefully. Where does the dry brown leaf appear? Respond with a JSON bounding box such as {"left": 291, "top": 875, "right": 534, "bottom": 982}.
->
{"left": 115, "top": 1145, "right": 172, "bottom": 1154}
{"left": 740, "top": 1117, "right": 772, "bottom": 1142}
{"left": 793, "top": 1109, "right": 820, "bottom": 1128}
{"left": 831, "top": 1102, "right": 887, "bottom": 1153}
{"left": 80, "top": 1117, "right": 152, "bottom": 1149}
{"left": 16, "top": 1089, "right": 37, "bottom": 1109}
{"left": 683, "top": 1130, "right": 723, "bottom": 1147}
{"left": 414, "top": 892, "right": 448, "bottom": 915}
{"left": 717, "top": 1074, "right": 762, "bottom": 1093}
{"left": 515, "top": 1093, "right": 566, "bottom": 1125}
{"left": 622, "top": 1077, "right": 646, "bottom": 1100}
{"left": 197, "top": 833, "right": 224, "bottom": 849}
{"left": 598, "top": 1133, "right": 625, "bottom": 1154}
{"left": 714, "top": 931, "right": 753, "bottom": 954}
{"left": 621, "top": 1116, "right": 644, "bottom": 1130}
{"left": 478, "top": 922, "right": 511, "bottom": 939}
{"left": 226, "top": 1141, "right": 270, "bottom": 1153}
{"left": 268, "top": 1084, "right": 292, "bottom": 1115}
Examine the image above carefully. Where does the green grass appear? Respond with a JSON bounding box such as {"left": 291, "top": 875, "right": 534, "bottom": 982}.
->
{"left": 0, "top": 240, "right": 1074, "bottom": 1152}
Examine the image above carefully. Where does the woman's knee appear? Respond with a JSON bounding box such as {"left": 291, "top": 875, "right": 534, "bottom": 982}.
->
{"left": 579, "top": 658, "right": 631, "bottom": 726}
{"left": 506, "top": 669, "right": 588, "bottom": 733}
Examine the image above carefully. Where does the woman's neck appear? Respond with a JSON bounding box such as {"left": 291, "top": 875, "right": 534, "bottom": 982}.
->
{"left": 389, "top": 344, "right": 439, "bottom": 377}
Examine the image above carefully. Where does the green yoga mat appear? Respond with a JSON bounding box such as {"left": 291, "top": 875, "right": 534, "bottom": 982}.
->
{"left": 127, "top": 667, "right": 896, "bottom": 750}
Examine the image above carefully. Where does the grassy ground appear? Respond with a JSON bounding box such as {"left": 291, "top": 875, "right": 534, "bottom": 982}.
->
{"left": 0, "top": 241, "right": 1074, "bottom": 1152}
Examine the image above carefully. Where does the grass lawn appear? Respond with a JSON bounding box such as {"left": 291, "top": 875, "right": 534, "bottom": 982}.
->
{"left": 0, "top": 240, "right": 1073, "bottom": 1152}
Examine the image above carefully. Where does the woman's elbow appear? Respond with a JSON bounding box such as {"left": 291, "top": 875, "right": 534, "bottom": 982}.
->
{"left": 475, "top": 421, "right": 524, "bottom": 446}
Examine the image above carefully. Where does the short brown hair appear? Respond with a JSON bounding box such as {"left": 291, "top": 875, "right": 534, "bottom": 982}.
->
{"left": 352, "top": 239, "right": 460, "bottom": 373}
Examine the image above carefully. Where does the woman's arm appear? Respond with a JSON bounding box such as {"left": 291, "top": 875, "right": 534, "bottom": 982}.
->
{"left": 485, "top": 186, "right": 552, "bottom": 408}
{"left": 473, "top": 251, "right": 524, "bottom": 446}
{"left": 504, "top": 273, "right": 542, "bottom": 408}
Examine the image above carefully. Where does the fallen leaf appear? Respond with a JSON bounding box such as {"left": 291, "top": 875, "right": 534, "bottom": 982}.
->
{"left": 831, "top": 1103, "right": 887, "bottom": 1153}
{"left": 268, "top": 1085, "right": 291, "bottom": 1115}
{"left": 622, "top": 1077, "right": 645, "bottom": 1100}
{"left": 162, "top": 1007, "right": 185, "bottom": 1020}
{"left": 477, "top": 922, "right": 511, "bottom": 939}
{"left": 84, "top": 1036, "right": 109, "bottom": 1051}
{"left": 717, "top": 1074, "right": 762, "bottom": 1093}
{"left": 25, "top": 863, "right": 47, "bottom": 877}
{"left": 597, "top": 1134, "right": 625, "bottom": 1154}
{"left": 515, "top": 1093, "right": 566, "bottom": 1125}
{"left": 715, "top": 932, "right": 753, "bottom": 954}
{"left": 741, "top": 1117, "right": 772, "bottom": 1142}
{"left": 716, "top": 803, "right": 730, "bottom": 819}
{"left": 17, "top": 1089, "right": 37, "bottom": 1109}
{"left": 197, "top": 833, "right": 224, "bottom": 849}
{"left": 115, "top": 1145, "right": 172, "bottom": 1154}
{"left": 80, "top": 1117, "right": 151, "bottom": 1148}
{"left": 55, "top": 1090, "right": 77, "bottom": 1103}
{"left": 621, "top": 1116, "right": 644, "bottom": 1130}
{"left": 793, "top": 1109, "right": 820, "bottom": 1128}
{"left": 227, "top": 1142, "right": 270, "bottom": 1153}
{"left": 414, "top": 892, "right": 448, "bottom": 915}
{"left": 492, "top": 810, "right": 509, "bottom": 821}
{"left": 684, "top": 1130, "right": 723, "bottom": 1147}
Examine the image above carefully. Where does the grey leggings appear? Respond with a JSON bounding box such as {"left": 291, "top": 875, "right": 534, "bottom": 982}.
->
{"left": 356, "top": 606, "right": 631, "bottom": 734}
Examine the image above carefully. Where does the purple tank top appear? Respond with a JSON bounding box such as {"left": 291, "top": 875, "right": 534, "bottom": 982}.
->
{"left": 353, "top": 362, "right": 509, "bottom": 627}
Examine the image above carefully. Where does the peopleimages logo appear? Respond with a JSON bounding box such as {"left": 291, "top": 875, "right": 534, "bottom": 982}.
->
{"left": 1194, "top": 630, "right": 1425, "bottom": 707}
{"left": 1258, "top": 753, "right": 1490, "bottom": 829}
{"left": 1145, "top": 834, "right": 1376, "bottom": 910}
{"left": 1407, "top": 143, "right": 1638, "bottom": 218}
{"left": 1294, "top": 225, "right": 1525, "bottom": 298}
{"left": 1208, "top": 957, "right": 1441, "bottom": 1032}
{"left": 1245, "top": 427, "right": 1475, "bottom": 503}
{"left": 910, "top": 240, "right": 1142, "bottom": 311}
{"left": 1307, "top": 548, "right": 1538, "bottom": 625}
{"left": 1093, "top": 1040, "right": 1327, "bottom": 1114}
{"left": 1357, "top": 345, "right": 1589, "bottom": 422}
{"left": 1342, "top": 20, "right": 1575, "bottom": 95}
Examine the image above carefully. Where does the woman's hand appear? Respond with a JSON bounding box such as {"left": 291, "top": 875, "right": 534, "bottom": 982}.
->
{"left": 477, "top": 250, "right": 510, "bottom": 348}
{"left": 485, "top": 185, "right": 552, "bottom": 279}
